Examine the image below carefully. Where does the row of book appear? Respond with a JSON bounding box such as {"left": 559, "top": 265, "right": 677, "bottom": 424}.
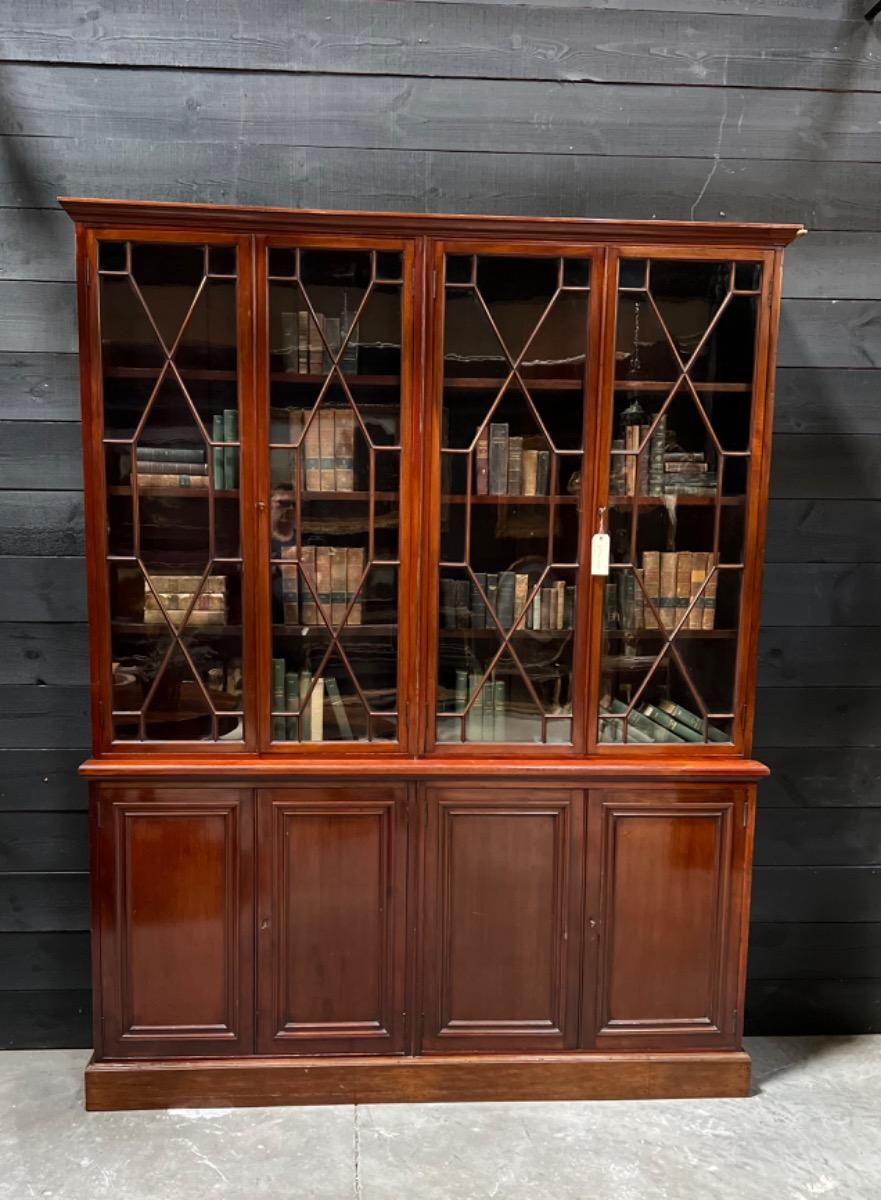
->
{"left": 143, "top": 574, "right": 228, "bottom": 627}
{"left": 599, "top": 696, "right": 728, "bottom": 744}
{"left": 271, "top": 660, "right": 354, "bottom": 741}
{"left": 130, "top": 445, "right": 209, "bottom": 490}
{"left": 605, "top": 552, "right": 717, "bottom": 633}
{"left": 610, "top": 415, "right": 717, "bottom": 497}
{"left": 440, "top": 574, "right": 574, "bottom": 631}
{"left": 475, "top": 424, "right": 552, "bottom": 496}
{"left": 451, "top": 672, "right": 508, "bottom": 741}
{"left": 286, "top": 407, "right": 356, "bottom": 492}
{"left": 279, "top": 310, "right": 358, "bottom": 375}
{"left": 279, "top": 545, "right": 365, "bottom": 626}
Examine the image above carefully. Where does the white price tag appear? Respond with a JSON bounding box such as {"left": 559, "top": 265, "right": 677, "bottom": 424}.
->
{"left": 591, "top": 532, "right": 610, "bottom": 576}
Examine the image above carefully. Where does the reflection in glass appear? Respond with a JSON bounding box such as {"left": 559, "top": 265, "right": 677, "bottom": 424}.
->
{"left": 267, "top": 246, "right": 403, "bottom": 743}
{"left": 436, "top": 253, "right": 590, "bottom": 745}
{"left": 599, "top": 257, "right": 762, "bottom": 745}
{"left": 99, "top": 240, "right": 244, "bottom": 742}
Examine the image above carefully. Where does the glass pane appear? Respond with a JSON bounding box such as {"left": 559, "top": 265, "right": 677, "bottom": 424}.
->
{"left": 99, "top": 239, "right": 244, "bottom": 743}
{"left": 436, "top": 252, "right": 589, "bottom": 746}
{"left": 267, "top": 246, "right": 403, "bottom": 744}
{"left": 599, "top": 256, "right": 762, "bottom": 745}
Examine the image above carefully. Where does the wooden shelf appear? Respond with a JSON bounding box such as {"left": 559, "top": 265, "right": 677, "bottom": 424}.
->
{"left": 442, "top": 494, "right": 578, "bottom": 505}
{"left": 273, "top": 624, "right": 397, "bottom": 636}
{"left": 444, "top": 377, "right": 583, "bottom": 391}
{"left": 270, "top": 372, "right": 400, "bottom": 387}
{"left": 112, "top": 622, "right": 239, "bottom": 635}
{"left": 109, "top": 486, "right": 238, "bottom": 498}
{"left": 608, "top": 494, "right": 743, "bottom": 507}
{"left": 104, "top": 366, "right": 237, "bottom": 382}
{"left": 613, "top": 380, "right": 751, "bottom": 393}
{"left": 440, "top": 628, "right": 572, "bottom": 640}
{"left": 603, "top": 628, "right": 735, "bottom": 640}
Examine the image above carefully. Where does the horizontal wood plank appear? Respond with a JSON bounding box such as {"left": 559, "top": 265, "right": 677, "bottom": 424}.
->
{"left": 0, "top": 988, "right": 91, "bottom": 1049}
{"left": 761, "top": 564, "right": 881, "bottom": 627}
{"left": 756, "top": 687, "right": 881, "bottom": 749}
{"left": 0, "top": 751, "right": 88, "bottom": 811}
{"left": 748, "top": 922, "right": 881, "bottom": 981}
{"left": 745, "top": 979, "right": 881, "bottom": 1035}
{"left": 0, "top": 624, "right": 89, "bottom": 687}
{"left": 765, "top": 500, "right": 881, "bottom": 564}
{"left": 0, "top": 352, "right": 81, "bottom": 421}
{"left": 3, "top": 66, "right": 880, "bottom": 163}
{"left": 0, "top": 813, "right": 88, "bottom": 873}
{"left": 777, "top": 302, "right": 881, "bottom": 370}
{"left": 758, "top": 628, "right": 881, "bottom": 688}
{"left": 5, "top": 139, "right": 879, "bottom": 229}
{"left": 774, "top": 371, "right": 881, "bottom": 436}
{"left": 755, "top": 809, "right": 881, "bottom": 868}
{"left": 0, "top": 1, "right": 874, "bottom": 92}
{"left": 0, "top": 873, "right": 90, "bottom": 932}
{"left": 758, "top": 749, "right": 881, "bottom": 809}
{"left": 0, "top": 559, "right": 86, "bottom": 622}
{"left": 781, "top": 234, "right": 881, "bottom": 301}
{"left": 0, "top": 931, "right": 91, "bottom": 991}
{"left": 770, "top": 435, "right": 881, "bottom": 500}
{"left": 0, "top": 282, "right": 75, "bottom": 354}
{"left": 0, "top": 423, "right": 81, "bottom": 488}
{"left": 0, "top": 685, "right": 91, "bottom": 749}
{"left": 0, "top": 208, "right": 72, "bottom": 281}
{"left": 411, "top": 0, "right": 856, "bottom": 16}
{"left": 751, "top": 867, "right": 881, "bottom": 924}
{"left": 0, "top": 492, "right": 84, "bottom": 556}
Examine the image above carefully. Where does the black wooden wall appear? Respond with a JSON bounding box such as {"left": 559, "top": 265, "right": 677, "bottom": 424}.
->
{"left": 0, "top": 0, "right": 879, "bottom": 1047}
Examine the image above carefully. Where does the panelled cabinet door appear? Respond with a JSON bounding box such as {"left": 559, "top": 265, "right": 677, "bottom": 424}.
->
{"left": 584, "top": 787, "right": 748, "bottom": 1050}
{"left": 421, "top": 787, "right": 583, "bottom": 1052}
{"left": 257, "top": 787, "right": 408, "bottom": 1055}
{"left": 96, "top": 788, "right": 254, "bottom": 1058}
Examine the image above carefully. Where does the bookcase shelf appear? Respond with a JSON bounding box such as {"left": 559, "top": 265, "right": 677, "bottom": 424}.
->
{"left": 607, "top": 494, "right": 743, "bottom": 507}
{"left": 442, "top": 494, "right": 578, "bottom": 505}
{"left": 109, "top": 486, "right": 239, "bottom": 499}
{"left": 613, "top": 380, "right": 752, "bottom": 393}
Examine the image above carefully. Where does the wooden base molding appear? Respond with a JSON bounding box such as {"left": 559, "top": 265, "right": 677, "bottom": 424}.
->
{"left": 84, "top": 1051, "right": 751, "bottom": 1111}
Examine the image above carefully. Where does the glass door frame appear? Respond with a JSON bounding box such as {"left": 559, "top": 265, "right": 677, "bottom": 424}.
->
{"left": 80, "top": 225, "right": 259, "bottom": 755}
{"left": 253, "top": 231, "right": 422, "bottom": 756}
{"left": 420, "top": 237, "right": 607, "bottom": 758}
{"left": 586, "top": 243, "right": 781, "bottom": 757}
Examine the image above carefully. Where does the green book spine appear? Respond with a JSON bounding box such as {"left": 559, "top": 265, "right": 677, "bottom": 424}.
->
{"left": 659, "top": 700, "right": 729, "bottom": 743}
{"left": 284, "top": 671, "right": 299, "bottom": 741}
{"left": 493, "top": 680, "right": 506, "bottom": 742}
{"left": 640, "top": 702, "right": 703, "bottom": 743}
{"left": 324, "top": 676, "right": 353, "bottom": 740}
{"left": 136, "top": 446, "right": 205, "bottom": 464}
{"left": 454, "top": 669, "right": 468, "bottom": 714}
{"left": 223, "top": 408, "right": 239, "bottom": 489}
{"left": 466, "top": 673, "right": 482, "bottom": 741}
{"left": 298, "top": 669, "right": 313, "bottom": 741}
{"left": 271, "top": 657, "right": 286, "bottom": 741}
{"left": 212, "top": 414, "right": 225, "bottom": 489}
{"left": 607, "top": 697, "right": 684, "bottom": 743}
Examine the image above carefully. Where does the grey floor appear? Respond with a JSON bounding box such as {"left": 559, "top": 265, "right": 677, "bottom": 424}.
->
{"left": 1, "top": 1038, "right": 879, "bottom": 1200}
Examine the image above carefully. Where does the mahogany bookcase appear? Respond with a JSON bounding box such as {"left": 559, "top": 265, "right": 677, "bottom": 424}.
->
{"left": 61, "top": 198, "right": 803, "bottom": 1111}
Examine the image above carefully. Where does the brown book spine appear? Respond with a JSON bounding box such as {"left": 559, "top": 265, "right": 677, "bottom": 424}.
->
{"left": 688, "top": 552, "right": 710, "bottom": 629}
{"left": 279, "top": 545, "right": 299, "bottom": 624}
{"left": 507, "top": 436, "right": 524, "bottom": 496}
{"left": 553, "top": 580, "right": 566, "bottom": 629}
{"left": 330, "top": 545, "right": 347, "bottom": 626}
{"left": 540, "top": 586, "right": 553, "bottom": 631}
{"left": 315, "top": 546, "right": 332, "bottom": 621}
{"left": 319, "top": 409, "right": 336, "bottom": 492}
{"left": 288, "top": 408, "right": 304, "bottom": 491}
{"left": 300, "top": 545, "right": 317, "bottom": 624}
{"left": 642, "top": 551, "right": 661, "bottom": 629}
{"left": 659, "top": 552, "right": 678, "bottom": 630}
{"left": 334, "top": 408, "right": 355, "bottom": 492}
{"left": 522, "top": 449, "right": 538, "bottom": 496}
{"left": 513, "top": 573, "right": 529, "bottom": 629}
{"left": 347, "top": 548, "right": 365, "bottom": 625}
{"left": 303, "top": 413, "right": 321, "bottom": 492}
{"left": 702, "top": 553, "right": 718, "bottom": 630}
{"left": 675, "top": 551, "right": 693, "bottom": 630}
{"left": 475, "top": 428, "right": 489, "bottom": 495}
{"left": 309, "top": 312, "right": 325, "bottom": 374}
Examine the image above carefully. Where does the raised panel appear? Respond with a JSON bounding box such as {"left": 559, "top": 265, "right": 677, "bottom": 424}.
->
{"left": 422, "top": 787, "right": 582, "bottom": 1052}
{"left": 257, "top": 786, "right": 407, "bottom": 1054}
{"left": 585, "top": 786, "right": 746, "bottom": 1049}
{"left": 96, "top": 787, "right": 253, "bottom": 1058}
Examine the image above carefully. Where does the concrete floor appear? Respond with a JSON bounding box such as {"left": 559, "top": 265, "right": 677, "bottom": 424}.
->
{"left": 1, "top": 1038, "right": 879, "bottom": 1199}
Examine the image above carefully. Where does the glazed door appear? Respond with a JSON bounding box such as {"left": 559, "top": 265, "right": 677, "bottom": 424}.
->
{"left": 583, "top": 786, "right": 749, "bottom": 1049}
{"left": 256, "top": 237, "right": 419, "bottom": 753}
{"left": 424, "top": 242, "right": 602, "bottom": 754}
{"left": 421, "top": 787, "right": 583, "bottom": 1052}
{"left": 257, "top": 787, "right": 409, "bottom": 1055}
{"left": 95, "top": 788, "right": 254, "bottom": 1058}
